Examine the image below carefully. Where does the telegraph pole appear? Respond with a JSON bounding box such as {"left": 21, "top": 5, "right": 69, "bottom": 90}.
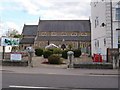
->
{"left": 110, "top": 0, "right": 113, "bottom": 48}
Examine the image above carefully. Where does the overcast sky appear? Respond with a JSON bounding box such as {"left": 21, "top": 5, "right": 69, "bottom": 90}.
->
{"left": 0, "top": 0, "right": 91, "bottom": 36}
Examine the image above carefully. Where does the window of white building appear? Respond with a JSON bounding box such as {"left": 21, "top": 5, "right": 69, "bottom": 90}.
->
{"left": 118, "top": 37, "right": 120, "bottom": 43}
{"left": 94, "top": 40, "right": 99, "bottom": 47}
{"left": 97, "top": 40, "right": 99, "bottom": 47}
{"left": 104, "top": 38, "right": 106, "bottom": 46}
{"left": 95, "top": 41, "right": 97, "bottom": 47}
{"left": 93, "top": 1, "right": 98, "bottom": 7}
{"left": 116, "top": 8, "right": 120, "bottom": 20}
{"left": 118, "top": 31, "right": 120, "bottom": 48}
{"left": 95, "top": 17, "right": 99, "bottom": 28}
{"left": 116, "top": 1, "right": 120, "bottom": 20}
{"left": 118, "top": 37, "right": 120, "bottom": 48}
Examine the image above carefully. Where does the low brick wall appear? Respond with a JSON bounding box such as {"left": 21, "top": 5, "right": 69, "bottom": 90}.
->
{"left": 4, "top": 52, "right": 28, "bottom": 60}
{"left": 73, "top": 63, "right": 113, "bottom": 69}
{"left": 2, "top": 52, "right": 28, "bottom": 66}
{"left": 2, "top": 60, "right": 28, "bottom": 66}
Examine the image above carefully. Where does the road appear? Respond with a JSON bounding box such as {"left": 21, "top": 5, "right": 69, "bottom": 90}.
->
{"left": 2, "top": 71, "right": 119, "bottom": 90}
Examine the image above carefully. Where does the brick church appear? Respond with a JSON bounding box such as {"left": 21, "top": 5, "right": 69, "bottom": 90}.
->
{"left": 20, "top": 19, "right": 91, "bottom": 52}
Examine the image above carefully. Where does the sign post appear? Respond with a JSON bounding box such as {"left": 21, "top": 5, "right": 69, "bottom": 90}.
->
{"left": 26, "top": 45, "right": 35, "bottom": 67}
{"left": 1, "top": 37, "right": 19, "bottom": 46}
{"left": 2, "top": 46, "right": 5, "bottom": 60}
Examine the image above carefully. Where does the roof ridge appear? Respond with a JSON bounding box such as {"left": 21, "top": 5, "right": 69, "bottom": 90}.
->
{"left": 39, "top": 20, "right": 90, "bottom": 21}
{"left": 25, "top": 24, "right": 38, "bottom": 26}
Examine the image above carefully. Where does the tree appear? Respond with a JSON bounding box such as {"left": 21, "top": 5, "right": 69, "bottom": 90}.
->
{"left": 13, "top": 34, "right": 22, "bottom": 38}
{"left": 5, "top": 29, "right": 22, "bottom": 52}
{"left": 5, "top": 29, "right": 20, "bottom": 38}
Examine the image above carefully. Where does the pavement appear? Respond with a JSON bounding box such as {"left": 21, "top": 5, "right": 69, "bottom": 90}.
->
{"left": 0, "top": 56, "right": 119, "bottom": 76}
{"left": 1, "top": 65, "right": 119, "bottom": 76}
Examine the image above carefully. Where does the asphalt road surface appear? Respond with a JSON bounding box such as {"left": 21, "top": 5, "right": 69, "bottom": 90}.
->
{"left": 2, "top": 71, "right": 119, "bottom": 90}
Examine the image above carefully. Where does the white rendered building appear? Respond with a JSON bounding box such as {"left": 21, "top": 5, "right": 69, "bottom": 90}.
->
{"left": 91, "top": 0, "right": 120, "bottom": 61}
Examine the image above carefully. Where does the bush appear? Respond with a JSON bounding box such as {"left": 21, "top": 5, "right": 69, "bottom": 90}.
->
{"left": 73, "top": 49, "right": 81, "bottom": 57}
{"left": 68, "top": 44, "right": 73, "bottom": 50}
{"left": 35, "top": 48, "right": 43, "bottom": 56}
{"left": 62, "top": 50, "right": 69, "bottom": 59}
{"left": 48, "top": 54, "right": 62, "bottom": 64}
{"left": 53, "top": 48, "right": 62, "bottom": 54}
{"left": 43, "top": 50, "right": 53, "bottom": 58}
{"left": 47, "top": 48, "right": 54, "bottom": 52}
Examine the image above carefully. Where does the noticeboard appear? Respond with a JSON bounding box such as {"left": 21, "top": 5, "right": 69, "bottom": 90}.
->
{"left": 10, "top": 53, "right": 22, "bottom": 61}
{"left": 107, "top": 48, "right": 119, "bottom": 62}
{"left": 108, "top": 48, "right": 119, "bottom": 56}
{"left": 1, "top": 37, "right": 19, "bottom": 46}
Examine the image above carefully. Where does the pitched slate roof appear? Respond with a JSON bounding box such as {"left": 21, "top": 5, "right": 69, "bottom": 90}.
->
{"left": 36, "top": 36, "right": 90, "bottom": 41}
{"left": 20, "top": 38, "right": 35, "bottom": 44}
{"left": 38, "top": 20, "right": 90, "bottom": 32}
{"left": 22, "top": 25, "right": 38, "bottom": 36}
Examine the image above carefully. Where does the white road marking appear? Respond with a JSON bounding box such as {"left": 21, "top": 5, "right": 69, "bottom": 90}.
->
{"left": 88, "top": 74, "right": 118, "bottom": 77}
{"left": 9, "top": 85, "right": 62, "bottom": 89}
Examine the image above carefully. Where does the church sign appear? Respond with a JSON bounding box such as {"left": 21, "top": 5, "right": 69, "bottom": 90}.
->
{"left": 1, "top": 37, "right": 19, "bottom": 46}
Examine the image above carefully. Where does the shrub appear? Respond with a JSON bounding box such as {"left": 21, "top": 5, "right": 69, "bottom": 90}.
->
{"left": 53, "top": 48, "right": 62, "bottom": 54}
{"left": 68, "top": 44, "right": 73, "bottom": 50}
{"left": 62, "top": 50, "right": 69, "bottom": 59}
{"left": 47, "top": 48, "right": 54, "bottom": 52}
{"left": 43, "top": 50, "right": 53, "bottom": 58}
{"left": 48, "top": 54, "right": 62, "bottom": 64}
{"left": 35, "top": 48, "right": 43, "bottom": 56}
{"left": 73, "top": 49, "right": 81, "bottom": 57}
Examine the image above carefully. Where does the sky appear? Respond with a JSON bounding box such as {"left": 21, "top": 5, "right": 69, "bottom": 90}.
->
{"left": 0, "top": 0, "right": 91, "bottom": 37}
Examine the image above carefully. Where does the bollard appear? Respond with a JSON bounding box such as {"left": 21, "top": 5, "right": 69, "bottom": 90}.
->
{"left": 113, "top": 56, "right": 116, "bottom": 69}
{"left": 67, "top": 51, "right": 74, "bottom": 68}
{"left": 26, "top": 46, "right": 35, "bottom": 67}
{"left": 117, "top": 57, "right": 119, "bottom": 68}
{"left": 28, "top": 51, "right": 34, "bottom": 67}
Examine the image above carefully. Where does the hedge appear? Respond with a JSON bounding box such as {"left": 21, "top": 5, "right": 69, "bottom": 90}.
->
{"left": 62, "top": 50, "right": 69, "bottom": 59}
{"left": 43, "top": 50, "right": 53, "bottom": 58}
{"left": 35, "top": 48, "right": 43, "bottom": 56}
{"left": 73, "top": 49, "right": 81, "bottom": 57}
